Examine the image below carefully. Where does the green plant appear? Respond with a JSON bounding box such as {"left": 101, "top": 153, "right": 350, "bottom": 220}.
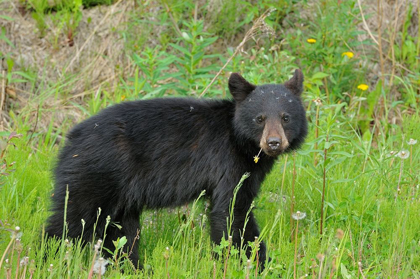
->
{"left": 128, "top": 47, "right": 179, "bottom": 98}
{"left": 0, "top": 16, "right": 14, "bottom": 55}
{"left": 286, "top": 0, "right": 366, "bottom": 102}
{"left": 60, "top": 0, "right": 83, "bottom": 46}
{"left": 28, "top": 0, "right": 49, "bottom": 37}
{"left": 0, "top": 132, "right": 21, "bottom": 187}
{"left": 170, "top": 19, "right": 220, "bottom": 96}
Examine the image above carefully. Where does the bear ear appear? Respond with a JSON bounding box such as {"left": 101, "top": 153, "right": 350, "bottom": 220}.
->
{"left": 228, "top": 73, "right": 256, "bottom": 102}
{"left": 284, "top": 69, "right": 304, "bottom": 97}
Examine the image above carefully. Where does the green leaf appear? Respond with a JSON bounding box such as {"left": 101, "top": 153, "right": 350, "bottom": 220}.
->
{"left": 311, "top": 72, "right": 329, "bottom": 80}
{"left": 113, "top": 236, "right": 127, "bottom": 250}
{"left": 328, "top": 151, "right": 354, "bottom": 158}
{"left": 340, "top": 263, "right": 352, "bottom": 279}
{"left": 170, "top": 43, "right": 191, "bottom": 57}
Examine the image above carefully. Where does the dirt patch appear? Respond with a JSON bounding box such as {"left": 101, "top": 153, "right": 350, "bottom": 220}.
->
{"left": 0, "top": 1, "right": 163, "bottom": 130}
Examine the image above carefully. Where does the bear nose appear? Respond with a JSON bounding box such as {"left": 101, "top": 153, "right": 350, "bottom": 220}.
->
{"left": 267, "top": 137, "right": 281, "bottom": 149}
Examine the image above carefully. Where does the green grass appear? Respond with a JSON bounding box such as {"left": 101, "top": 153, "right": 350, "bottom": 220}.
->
{"left": 1, "top": 0, "right": 420, "bottom": 277}
{"left": 1, "top": 112, "right": 419, "bottom": 278}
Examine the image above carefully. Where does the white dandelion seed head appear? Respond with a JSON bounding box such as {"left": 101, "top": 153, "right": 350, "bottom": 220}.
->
{"left": 316, "top": 253, "right": 325, "bottom": 262}
{"left": 94, "top": 239, "right": 102, "bottom": 252}
{"left": 408, "top": 138, "right": 417, "bottom": 145}
{"left": 292, "top": 211, "right": 307, "bottom": 220}
{"left": 396, "top": 150, "right": 410, "bottom": 159}
{"left": 314, "top": 98, "right": 322, "bottom": 106}
{"left": 19, "top": 256, "right": 29, "bottom": 266}
{"left": 93, "top": 257, "right": 109, "bottom": 275}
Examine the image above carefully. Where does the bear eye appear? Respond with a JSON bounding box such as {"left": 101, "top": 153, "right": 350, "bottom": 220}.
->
{"left": 255, "top": 115, "right": 265, "bottom": 124}
{"left": 282, "top": 114, "right": 290, "bottom": 123}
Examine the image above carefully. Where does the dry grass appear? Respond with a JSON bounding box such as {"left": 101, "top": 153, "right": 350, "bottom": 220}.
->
{"left": 358, "top": 0, "right": 419, "bottom": 80}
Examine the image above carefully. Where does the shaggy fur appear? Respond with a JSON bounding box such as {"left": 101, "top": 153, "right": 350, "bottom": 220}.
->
{"left": 46, "top": 70, "right": 308, "bottom": 269}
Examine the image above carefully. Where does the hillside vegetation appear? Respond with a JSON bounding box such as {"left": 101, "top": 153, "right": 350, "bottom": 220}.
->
{"left": 0, "top": 0, "right": 419, "bottom": 278}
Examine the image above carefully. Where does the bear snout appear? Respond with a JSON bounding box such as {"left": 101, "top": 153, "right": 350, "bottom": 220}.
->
{"left": 267, "top": 137, "right": 281, "bottom": 150}
{"left": 259, "top": 120, "right": 290, "bottom": 156}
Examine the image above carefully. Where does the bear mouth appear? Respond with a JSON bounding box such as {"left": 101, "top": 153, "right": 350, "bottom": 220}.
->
{"left": 263, "top": 148, "right": 283, "bottom": 157}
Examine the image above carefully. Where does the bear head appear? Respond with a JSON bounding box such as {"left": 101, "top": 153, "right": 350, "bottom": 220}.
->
{"left": 229, "top": 69, "right": 308, "bottom": 157}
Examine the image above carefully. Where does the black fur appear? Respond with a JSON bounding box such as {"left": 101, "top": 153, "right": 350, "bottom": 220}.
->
{"left": 46, "top": 70, "right": 308, "bottom": 270}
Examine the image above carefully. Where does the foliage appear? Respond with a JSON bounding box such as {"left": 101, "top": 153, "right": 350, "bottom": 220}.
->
{"left": 1, "top": 0, "right": 419, "bottom": 277}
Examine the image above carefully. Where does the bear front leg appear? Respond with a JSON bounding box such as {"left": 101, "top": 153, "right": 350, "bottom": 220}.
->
{"left": 237, "top": 210, "right": 267, "bottom": 269}
{"left": 209, "top": 205, "right": 267, "bottom": 270}
{"left": 101, "top": 210, "right": 142, "bottom": 269}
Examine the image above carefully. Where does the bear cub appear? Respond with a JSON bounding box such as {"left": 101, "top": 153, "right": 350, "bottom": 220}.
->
{"left": 46, "top": 70, "right": 308, "bottom": 270}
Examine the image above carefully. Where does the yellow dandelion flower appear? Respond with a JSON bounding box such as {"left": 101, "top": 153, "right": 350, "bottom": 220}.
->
{"left": 121, "top": 95, "right": 126, "bottom": 101}
{"left": 307, "top": 38, "right": 317, "bottom": 44}
{"left": 357, "top": 84, "right": 369, "bottom": 91}
{"left": 253, "top": 156, "right": 260, "bottom": 163}
{"left": 254, "top": 148, "right": 263, "bottom": 163}
{"left": 342, "top": 51, "right": 354, "bottom": 58}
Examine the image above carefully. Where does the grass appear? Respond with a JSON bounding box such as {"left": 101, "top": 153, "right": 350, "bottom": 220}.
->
{"left": 1, "top": 0, "right": 420, "bottom": 278}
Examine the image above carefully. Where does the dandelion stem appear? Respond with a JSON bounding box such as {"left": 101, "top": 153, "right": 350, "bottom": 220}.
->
{"left": 314, "top": 104, "right": 320, "bottom": 166}
{"left": 281, "top": 154, "right": 288, "bottom": 196}
{"left": 320, "top": 135, "right": 328, "bottom": 235}
{"left": 254, "top": 237, "right": 259, "bottom": 278}
{"left": 223, "top": 236, "right": 232, "bottom": 279}
{"left": 409, "top": 145, "right": 412, "bottom": 175}
{"left": 290, "top": 152, "right": 296, "bottom": 239}
{"left": 0, "top": 236, "right": 14, "bottom": 270}
{"left": 293, "top": 219, "right": 299, "bottom": 279}
{"left": 397, "top": 159, "right": 403, "bottom": 193}
{"left": 87, "top": 250, "right": 98, "bottom": 279}
{"left": 213, "top": 261, "right": 217, "bottom": 279}
{"left": 245, "top": 260, "right": 251, "bottom": 279}
{"left": 15, "top": 246, "right": 22, "bottom": 279}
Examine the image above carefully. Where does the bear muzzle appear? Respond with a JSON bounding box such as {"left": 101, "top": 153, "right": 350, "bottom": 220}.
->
{"left": 259, "top": 120, "right": 290, "bottom": 156}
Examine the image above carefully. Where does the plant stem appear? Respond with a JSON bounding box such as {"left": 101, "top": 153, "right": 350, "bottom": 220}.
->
{"left": 314, "top": 104, "right": 320, "bottom": 166}
{"left": 397, "top": 159, "right": 403, "bottom": 193}
{"left": 281, "top": 154, "right": 288, "bottom": 195}
{"left": 0, "top": 236, "right": 15, "bottom": 270}
{"left": 320, "top": 135, "right": 328, "bottom": 235}
{"left": 290, "top": 152, "right": 296, "bottom": 239}
{"left": 223, "top": 236, "right": 232, "bottom": 279}
{"left": 293, "top": 219, "right": 299, "bottom": 279}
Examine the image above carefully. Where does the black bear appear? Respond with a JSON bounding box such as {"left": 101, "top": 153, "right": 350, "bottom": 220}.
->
{"left": 46, "top": 70, "right": 308, "bottom": 270}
